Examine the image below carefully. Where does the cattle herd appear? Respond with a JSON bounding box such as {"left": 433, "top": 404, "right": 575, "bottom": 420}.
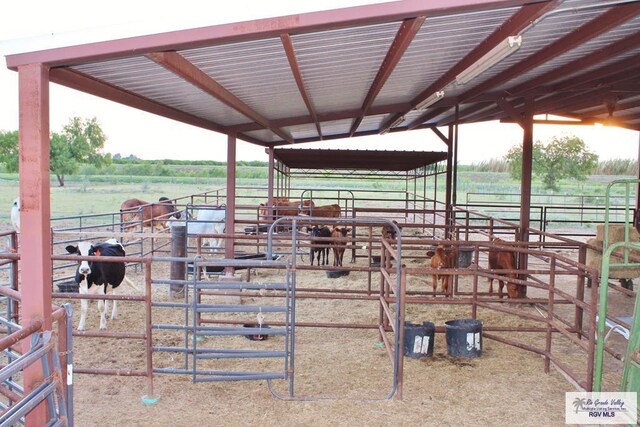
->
{"left": 9, "top": 195, "right": 521, "bottom": 331}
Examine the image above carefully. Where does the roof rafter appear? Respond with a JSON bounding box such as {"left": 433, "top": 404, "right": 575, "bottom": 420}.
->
{"left": 385, "top": 1, "right": 559, "bottom": 133}
{"left": 230, "top": 103, "right": 412, "bottom": 132}
{"left": 280, "top": 33, "right": 322, "bottom": 140}
{"left": 458, "top": 2, "right": 640, "bottom": 104}
{"left": 349, "top": 16, "right": 425, "bottom": 136}
{"left": 146, "top": 51, "right": 294, "bottom": 143}
{"left": 507, "top": 30, "right": 640, "bottom": 96}
{"left": 49, "top": 68, "right": 229, "bottom": 134}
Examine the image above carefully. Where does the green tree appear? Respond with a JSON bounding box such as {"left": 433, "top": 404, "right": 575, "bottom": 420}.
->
{"left": 504, "top": 135, "right": 598, "bottom": 191}
{"left": 53, "top": 117, "right": 110, "bottom": 186}
{"left": 0, "top": 118, "right": 111, "bottom": 186}
{"left": 0, "top": 130, "right": 19, "bottom": 172}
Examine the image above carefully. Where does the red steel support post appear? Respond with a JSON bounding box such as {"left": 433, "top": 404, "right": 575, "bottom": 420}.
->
{"left": 267, "top": 147, "right": 275, "bottom": 220}
{"left": 19, "top": 62, "right": 52, "bottom": 427}
{"left": 225, "top": 132, "right": 236, "bottom": 262}
{"left": 518, "top": 101, "right": 534, "bottom": 297}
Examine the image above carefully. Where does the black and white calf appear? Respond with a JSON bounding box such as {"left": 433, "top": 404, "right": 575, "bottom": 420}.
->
{"left": 65, "top": 239, "right": 136, "bottom": 330}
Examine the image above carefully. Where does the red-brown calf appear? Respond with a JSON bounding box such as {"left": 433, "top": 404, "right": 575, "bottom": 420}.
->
{"left": 427, "top": 245, "right": 456, "bottom": 294}
{"left": 331, "top": 226, "right": 351, "bottom": 267}
{"left": 487, "top": 237, "right": 518, "bottom": 298}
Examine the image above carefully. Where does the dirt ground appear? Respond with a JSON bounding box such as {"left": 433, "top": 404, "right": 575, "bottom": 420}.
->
{"left": 56, "top": 241, "right": 630, "bottom": 427}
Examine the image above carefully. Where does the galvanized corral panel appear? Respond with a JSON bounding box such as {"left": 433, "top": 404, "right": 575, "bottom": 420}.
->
{"left": 497, "top": 13, "right": 640, "bottom": 90}
{"left": 442, "top": 2, "right": 603, "bottom": 99}
{"left": 376, "top": 7, "right": 518, "bottom": 106}
{"left": 71, "top": 56, "right": 250, "bottom": 126}
{"left": 291, "top": 22, "right": 401, "bottom": 114}
{"left": 180, "top": 38, "right": 308, "bottom": 120}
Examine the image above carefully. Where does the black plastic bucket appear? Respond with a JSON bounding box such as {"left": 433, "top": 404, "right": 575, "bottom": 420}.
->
{"left": 445, "top": 319, "right": 482, "bottom": 358}
{"left": 403, "top": 321, "right": 435, "bottom": 358}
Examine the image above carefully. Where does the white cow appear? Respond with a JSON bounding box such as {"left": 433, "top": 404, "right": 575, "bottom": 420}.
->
{"left": 171, "top": 205, "right": 226, "bottom": 249}
{"left": 10, "top": 198, "right": 19, "bottom": 233}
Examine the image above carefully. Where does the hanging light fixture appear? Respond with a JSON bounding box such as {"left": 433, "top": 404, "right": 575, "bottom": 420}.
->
{"left": 456, "top": 35, "right": 523, "bottom": 85}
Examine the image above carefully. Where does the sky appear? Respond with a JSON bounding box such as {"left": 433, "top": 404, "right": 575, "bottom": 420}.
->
{"left": 1, "top": 0, "right": 638, "bottom": 164}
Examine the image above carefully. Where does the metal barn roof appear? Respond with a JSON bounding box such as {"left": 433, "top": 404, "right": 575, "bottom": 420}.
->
{"left": 273, "top": 148, "right": 448, "bottom": 171}
{"left": 5, "top": 0, "right": 640, "bottom": 148}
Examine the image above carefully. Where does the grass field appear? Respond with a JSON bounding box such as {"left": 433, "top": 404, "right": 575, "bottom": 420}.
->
{"left": 0, "top": 170, "right": 636, "bottom": 227}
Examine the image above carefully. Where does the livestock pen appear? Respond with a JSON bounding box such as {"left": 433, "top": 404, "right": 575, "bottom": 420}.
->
{"left": 0, "top": 196, "right": 633, "bottom": 424}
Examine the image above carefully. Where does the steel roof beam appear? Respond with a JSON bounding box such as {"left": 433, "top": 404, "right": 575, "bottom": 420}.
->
{"left": 459, "top": 2, "right": 640, "bottom": 104}
{"left": 507, "top": 30, "right": 640, "bottom": 96}
{"left": 280, "top": 33, "right": 322, "bottom": 140}
{"left": 147, "top": 51, "right": 293, "bottom": 143}
{"left": 407, "top": 106, "right": 452, "bottom": 130}
{"left": 230, "top": 103, "right": 412, "bottom": 132}
{"left": 349, "top": 16, "right": 425, "bottom": 136}
{"left": 381, "top": 1, "right": 558, "bottom": 133}
{"left": 549, "top": 57, "right": 640, "bottom": 93}
{"left": 575, "top": 97, "right": 640, "bottom": 118}
{"left": 49, "top": 68, "right": 229, "bottom": 134}
{"left": 451, "top": 62, "right": 640, "bottom": 126}
{"left": 6, "top": 0, "right": 537, "bottom": 69}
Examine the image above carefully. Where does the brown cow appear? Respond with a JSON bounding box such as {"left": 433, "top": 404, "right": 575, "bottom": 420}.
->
{"left": 258, "top": 198, "right": 315, "bottom": 220}
{"left": 331, "top": 226, "right": 351, "bottom": 267}
{"left": 488, "top": 237, "right": 518, "bottom": 298}
{"left": 427, "top": 245, "right": 455, "bottom": 294}
{"left": 120, "top": 197, "right": 180, "bottom": 232}
{"left": 305, "top": 204, "right": 341, "bottom": 218}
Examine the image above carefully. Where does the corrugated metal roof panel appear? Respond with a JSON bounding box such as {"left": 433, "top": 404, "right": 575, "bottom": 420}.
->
{"left": 274, "top": 148, "right": 447, "bottom": 171}
{"left": 292, "top": 22, "right": 401, "bottom": 114}
{"left": 71, "top": 56, "right": 251, "bottom": 126}
{"left": 320, "top": 118, "right": 356, "bottom": 137}
{"left": 376, "top": 7, "right": 518, "bottom": 105}
{"left": 180, "top": 38, "right": 309, "bottom": 120}
{"left": 497, "top": 15, "right": 640, "bottom": 90}
{"left": 442, "top": 2, "right": 603, "bottom": 99}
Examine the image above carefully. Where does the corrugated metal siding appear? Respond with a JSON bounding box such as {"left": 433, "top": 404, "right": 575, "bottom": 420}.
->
{"left": 180, "top": 38, "right": 308, "bottom": 120}
{"left": 291, "top": 22, "right": 401, "bottom": 114}
{"left": 376, "top": 7, "right": 518, "bottom": 106}
{"left": 71, "top": 56, "right": 251, "bottom": 126}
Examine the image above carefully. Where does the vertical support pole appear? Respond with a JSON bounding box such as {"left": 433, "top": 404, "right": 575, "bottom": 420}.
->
{"left": 170, "top": 225, "right": 186, "bottom": 297}
{"left": 404, "top": 171, "right": 409, "bottom": 221}
{"left": 19, "top": 62, "right": 52, "bottom": 427}
{"left": 267, "top": 147, "right": 275, "bottom": 220}
{"left": 396, "top": 267, "right": 406, "bottom": 401}
{"left": 545, "top": 258, "right": 556, "bottom": 373}
{"left": 518, "top": 100, "right": 534, "bottom": 297}
{"left": 452, "top": 105, "right": 459, "bottom": 206}
{"left": 225, "top": 132, "right": 237, "bottom": 264}
{"left": 444, "top": 125, "right": 453, "bottom": 239}
{"left": 144, "top": 261, "right": 154, "bottom": 398}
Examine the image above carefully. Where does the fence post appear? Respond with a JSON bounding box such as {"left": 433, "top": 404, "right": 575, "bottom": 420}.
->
{"left": 170, "top": 225, "right": 186, "bottom": 298}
